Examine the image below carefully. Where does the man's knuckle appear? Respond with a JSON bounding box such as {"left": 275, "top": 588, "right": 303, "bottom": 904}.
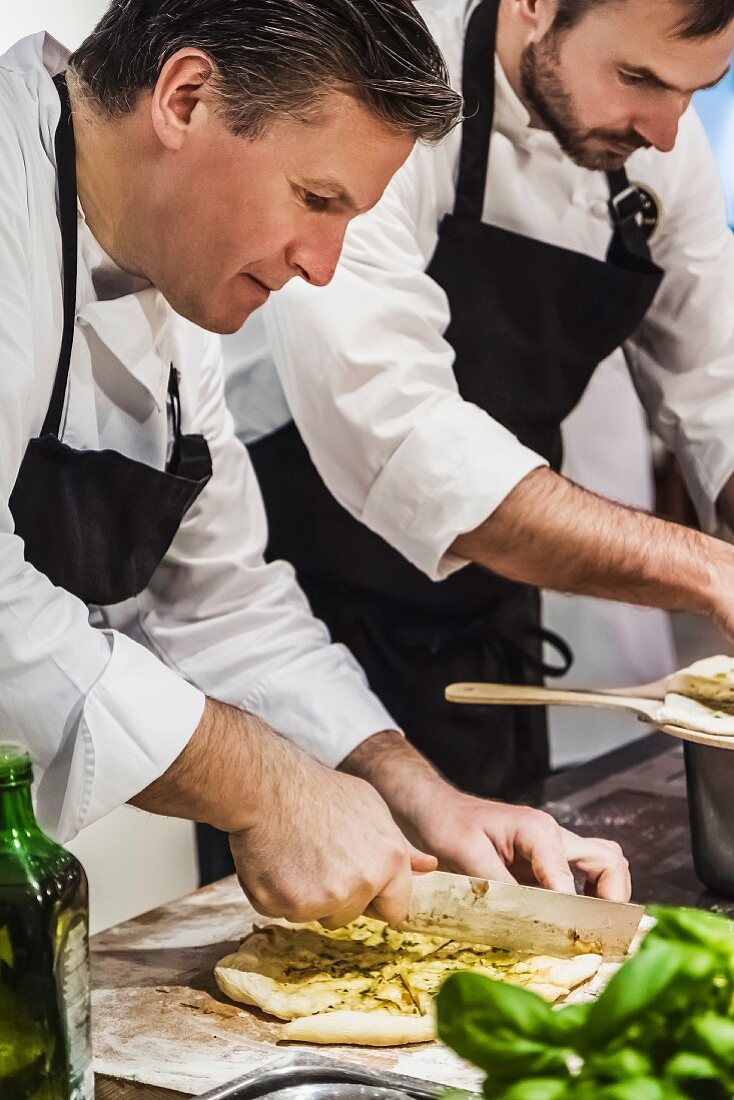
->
{"left": 529, "top": 808, "right": 560, "bottom": 832}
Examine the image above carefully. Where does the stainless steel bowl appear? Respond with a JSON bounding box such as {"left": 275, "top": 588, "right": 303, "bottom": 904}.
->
{"left": 229, "top": 1086, "right": 415, "bottom": 1099}
{"left": 198, "top": 1053, "right": 475, "bottom": 1100}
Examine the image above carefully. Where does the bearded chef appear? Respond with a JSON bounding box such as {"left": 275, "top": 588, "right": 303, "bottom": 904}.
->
{"left": 223, "top": 0, "right": 734, "bottom": 799}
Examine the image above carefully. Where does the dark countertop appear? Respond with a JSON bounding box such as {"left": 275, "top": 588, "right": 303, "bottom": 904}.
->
{"left": 532, "top": 732, "right": 734, "bottom": 916}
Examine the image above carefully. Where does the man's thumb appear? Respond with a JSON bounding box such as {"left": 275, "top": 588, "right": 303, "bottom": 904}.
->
{"left": 409, "top": 845, "right": 438, "bottom": 873}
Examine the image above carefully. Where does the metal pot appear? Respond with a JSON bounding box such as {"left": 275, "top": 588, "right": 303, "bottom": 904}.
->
{"left": 684, "top": 740, "right": 734, "bottom": 896}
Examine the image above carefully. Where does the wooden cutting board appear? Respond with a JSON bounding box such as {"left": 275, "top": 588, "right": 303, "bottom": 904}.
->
{"left": 91, "top": 875, "right": 481, "bottom": 1096}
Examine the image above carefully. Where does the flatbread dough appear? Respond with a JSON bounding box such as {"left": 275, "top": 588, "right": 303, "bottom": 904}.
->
{"left": 282, "top": 1010, "right": 436, "bottom": 1046}
{"left": 214, "top": 917, "right": 602, "bottom": 1046}
{"left": 657, "top": 692, "right": 734, "bottom": 736}
{"left": 667, "top": 656, "right": 734, "bottom": 705}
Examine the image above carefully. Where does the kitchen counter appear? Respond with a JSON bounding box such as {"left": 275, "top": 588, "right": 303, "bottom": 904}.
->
{"left": 532, "top": 732, "right": 734, "bottom": 916}
{"left": 94, "top": 732, "right": 730, "bottom": 1100}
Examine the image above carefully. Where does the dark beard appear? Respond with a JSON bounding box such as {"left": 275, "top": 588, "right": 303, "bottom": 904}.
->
{"left": 519, "top": 33, "right": 649, "bottom": 172}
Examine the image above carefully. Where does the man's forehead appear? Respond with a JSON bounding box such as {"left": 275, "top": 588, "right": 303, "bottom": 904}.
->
{"left": 587, "top": 0, "right": 734, "bottom": 83}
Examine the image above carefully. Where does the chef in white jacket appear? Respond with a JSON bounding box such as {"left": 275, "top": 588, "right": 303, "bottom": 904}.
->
{"left": 226, "top": 0, "right": 734, "bottom": 799}
{"left": 0, "top": 0, "right": 631, "bottom": 918}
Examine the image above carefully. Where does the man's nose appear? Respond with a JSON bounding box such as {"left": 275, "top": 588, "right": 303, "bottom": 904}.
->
{"left": 288, "top": 220, "right": 348, "bottom": 288}
{"left": 634, "top": 96, "right": 688, "bottom": 154}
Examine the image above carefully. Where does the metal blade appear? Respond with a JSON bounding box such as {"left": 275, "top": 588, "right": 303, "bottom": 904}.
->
{"left": 400, "top": 871, "right": 644, "bottom": 958}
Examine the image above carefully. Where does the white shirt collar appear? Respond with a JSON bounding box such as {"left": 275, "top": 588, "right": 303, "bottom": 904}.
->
{"left": 493, "top": 53, "right": 533, "bottom": 134}
{"left": 10, "top": 34, "right": 175, "bottom": 412}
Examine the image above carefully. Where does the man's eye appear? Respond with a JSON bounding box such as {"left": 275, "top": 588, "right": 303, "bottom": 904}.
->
{"left": 618, "top": 69, "right": 645, "bottom": 86}
{"left": 302, "top": 190, "right": 330, "bottom": 212}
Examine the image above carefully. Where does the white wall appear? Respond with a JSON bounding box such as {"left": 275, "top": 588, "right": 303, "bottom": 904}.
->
{"left": 0, "top": 1, "right": 108, "bottom": 53}
{"left": 3, "top": 2, "right": 200, "bottom": 934}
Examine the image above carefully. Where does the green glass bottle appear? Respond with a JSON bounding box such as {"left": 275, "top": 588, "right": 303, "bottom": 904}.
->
{"left": 0, "top": 744, "right": 93, "bottom": 1099}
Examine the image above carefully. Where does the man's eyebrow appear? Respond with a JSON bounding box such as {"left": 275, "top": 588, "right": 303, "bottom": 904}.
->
{"left": 621, "top": 62, "right": 731, "bottom": 95}
{"left": 300, "top": 177, "right": 363, "bottom": 213}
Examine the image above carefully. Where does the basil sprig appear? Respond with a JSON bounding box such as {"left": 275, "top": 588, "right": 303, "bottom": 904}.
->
{"left": 437, "top": 906, "right": 734, "bottom": 1099}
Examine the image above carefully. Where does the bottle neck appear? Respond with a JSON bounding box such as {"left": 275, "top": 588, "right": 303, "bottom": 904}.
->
{"left": 0, "top": 781, "right": 39, "bottom": 834}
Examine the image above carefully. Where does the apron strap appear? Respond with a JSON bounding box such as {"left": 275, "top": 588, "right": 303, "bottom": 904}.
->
{"left": 394, "top": 611, "right": 574, "bottom": 679}
{"left": 166, "top": 366, "right": 184, "bottom": 472}
{"left": 606, "top": 168, "right": 655, "bottom": 264}
{"left": 44, "top": 74, "right": 79, "bottom": 439}
{"left": 453, "top": 0, "right": 657, "bottom": 275}
{"left": 453, "top": 0, "right": 500, "bottom": 221}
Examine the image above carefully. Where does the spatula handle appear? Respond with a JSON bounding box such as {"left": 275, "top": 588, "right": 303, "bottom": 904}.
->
{"left": 445, "top": 682, "right": 642, "bottom": 709}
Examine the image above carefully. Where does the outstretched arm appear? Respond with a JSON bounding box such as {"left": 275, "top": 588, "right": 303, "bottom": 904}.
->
{"left": 452, "top": 467, "right": 726, "bottom": 627}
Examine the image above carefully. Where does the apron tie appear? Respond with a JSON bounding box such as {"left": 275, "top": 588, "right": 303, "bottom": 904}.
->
{"left": 392, "top": 611, "right": 573, "bottom": 679}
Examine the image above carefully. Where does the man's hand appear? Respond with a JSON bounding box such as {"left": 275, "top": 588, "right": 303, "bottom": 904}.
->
{"left": 229, "top": 756, "right": 436, "bottom": 928}
{"left": 132, "top": 698, "right": 435, "bottom": 925}
{"left": 341, "top": 732, "right": 631, "bottom": 902}
{"left": 402, "top": 789, "right": 631, "bottom": 901}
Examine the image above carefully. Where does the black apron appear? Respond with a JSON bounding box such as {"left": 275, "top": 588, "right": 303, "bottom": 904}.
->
{"left": 9, "top": 75, "right": 212, "bottom": 607}
{"left": 248, "top": 0, "right": 664, "bottom": 802}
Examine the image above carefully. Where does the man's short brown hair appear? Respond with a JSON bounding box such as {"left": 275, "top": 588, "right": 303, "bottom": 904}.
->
{"left": 69, "top": 0, "right": 463, "bottom": 144}
{"left": 554, "top": 0, "right": 734, "bottom": 38}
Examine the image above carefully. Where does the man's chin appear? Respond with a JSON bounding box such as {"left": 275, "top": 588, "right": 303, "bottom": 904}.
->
{"left": 562, "top": 141, "right": 631, "bottom": 173}
{"left": 160, "top": 290, "right": 266, "bottom": 335}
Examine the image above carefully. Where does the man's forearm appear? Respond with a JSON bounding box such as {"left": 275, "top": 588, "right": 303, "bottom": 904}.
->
{"left": 340, "top": 730, "right": 449, "bottom": 839}
{"left": 130, "top": 697, "right": 302, "bottom": 833}
{"left": 452, "top": 467, "right": 727, "bottom": 616}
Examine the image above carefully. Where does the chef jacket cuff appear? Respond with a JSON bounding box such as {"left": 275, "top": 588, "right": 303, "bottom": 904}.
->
{"left": 52, "top": 630, "right": 205, "bottom": 842}
{"left": 239, "top": 643, "right": 400, "bottom": 767}
{"left": 361, "top": 402, "right": 548, "bottom": 581}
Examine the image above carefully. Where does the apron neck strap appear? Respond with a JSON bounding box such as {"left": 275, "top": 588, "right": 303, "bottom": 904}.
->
{"left": 44, "top": 73, "right": 79, "bottom": 439}
{"left": 453, "top": 1, "right": 656, "bottom": 269}
{"left": 453, "top": 0, "right": 500, "bottom": 221}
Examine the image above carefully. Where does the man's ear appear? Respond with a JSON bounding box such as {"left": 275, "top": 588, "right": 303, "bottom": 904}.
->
{"left": 510, "top": 0, "right": 559, "bottom": 39}
{"left": 150, "top": 48, "right": 216, "bottom": 151}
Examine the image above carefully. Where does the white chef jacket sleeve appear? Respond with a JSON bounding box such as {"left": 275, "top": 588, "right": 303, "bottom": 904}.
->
{"left": 0, "top": 114, "right": 205, "bottom": 844}
{"left": 125, "top": 332, "right": 397, "bottom": 768}
{"left": 261, "top": 145, "right": 548, "bottom": 581}
{"left": 625, "top": 109, "right": 734, "bottom": 535}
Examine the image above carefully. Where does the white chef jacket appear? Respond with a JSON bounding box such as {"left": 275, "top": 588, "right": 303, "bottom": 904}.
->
{"left": 0, "top": 32, "right": 396, "bottom": 843}
{"left": 225, "top": 0, "right": 734, "bottom": 583}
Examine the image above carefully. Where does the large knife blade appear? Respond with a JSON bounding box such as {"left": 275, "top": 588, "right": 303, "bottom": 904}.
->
{"left": 399, "top": 871, "right": 644, "bottom": 958}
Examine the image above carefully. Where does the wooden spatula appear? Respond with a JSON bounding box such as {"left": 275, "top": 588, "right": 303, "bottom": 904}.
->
{"left": 444, "top": 682, "right": 662, "bottom": 722}
{"left": 444, "top": 682, "right": 734, "bottom": 750}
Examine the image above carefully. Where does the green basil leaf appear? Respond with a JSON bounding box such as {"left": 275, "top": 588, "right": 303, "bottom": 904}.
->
{"left": 437, "top": 971, "right": 561, "bottom": 1070}
{"left": 584, "top": 1048, "right": 653, "bottom": 1081}
{"left": 648, "top": 907, "right": 734, "bottom": 952}
{"left": 582, "top": 940, "right": 714, "bottom": 1046}
{"left": 689, "top": 1012, "right": 734, "bottom": 1065}
{"left": 586, "top": 1078, "right": 669, "bottom": 1100}
{"left": 480, "top": 1036, "right": 571, "bottom": 1081}
{"left": 553, "top": 1003, "right": 589, "bottom": 1037}
{"left": 489, "top": 1078, "right": 570, "bottom": 1100}
{"left": 665, "top": 1051, "right": 722, "bottom": 1080}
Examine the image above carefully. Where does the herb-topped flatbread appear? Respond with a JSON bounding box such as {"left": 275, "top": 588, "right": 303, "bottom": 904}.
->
{"left": 667, "top": 656, "right": 734, "bottom": 705}
{"left": 214, "top": 916, "right": 602, "bottom": 1046}
{"left": 657, "top": 691, "right": 734, "bottom": 735}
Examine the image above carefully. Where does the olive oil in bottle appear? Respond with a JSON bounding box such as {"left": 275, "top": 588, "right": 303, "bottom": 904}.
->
{"left": 0, "top": 744, "right": 93, "bottom": 1099}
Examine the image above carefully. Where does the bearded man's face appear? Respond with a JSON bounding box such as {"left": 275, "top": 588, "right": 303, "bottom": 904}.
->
{"left": 519, "top": 0, "right": 734, "bottom": 172}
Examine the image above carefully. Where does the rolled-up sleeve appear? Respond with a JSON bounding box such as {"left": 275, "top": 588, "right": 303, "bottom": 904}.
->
{"left": 626, "top": 109, "right": 734, "bottom": 535}
{"left": 262, "top": 144, "right": 547, "bottom": 581}
{"left": 121, "top": 332, "right": 396, "bottom": 767}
